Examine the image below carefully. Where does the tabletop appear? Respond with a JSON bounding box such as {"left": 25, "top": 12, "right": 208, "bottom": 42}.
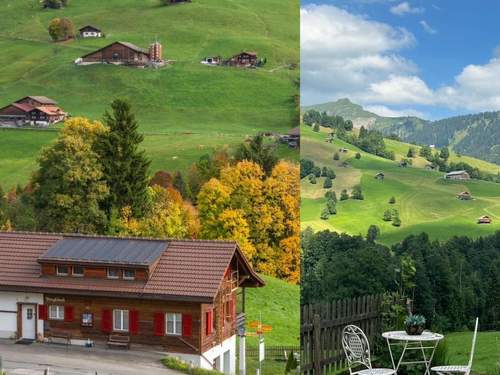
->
{"left": 382, "top": 330, "right": 444, "bottom": 342}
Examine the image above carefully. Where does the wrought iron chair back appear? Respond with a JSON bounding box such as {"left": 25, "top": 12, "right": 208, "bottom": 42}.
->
{"left": 467, "top": 318, "right": 479, "bottom": 375}
{"left": 342, "top": 325, "right": 372, "bottom": 372}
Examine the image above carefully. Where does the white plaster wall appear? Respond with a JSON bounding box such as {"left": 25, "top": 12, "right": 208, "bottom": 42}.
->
{"left": 165, "top": 335, "right": 236, "bottom": 375}
{"left": 0, "top": 291, "right": 44, "bottom": 339}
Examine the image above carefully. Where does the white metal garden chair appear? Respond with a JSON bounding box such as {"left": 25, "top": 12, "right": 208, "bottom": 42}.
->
{"left": 342, "top": 325, "right": 396, "bottom": 375}
{"left": 431, "top": 318, "right": 479, "bottom": 375}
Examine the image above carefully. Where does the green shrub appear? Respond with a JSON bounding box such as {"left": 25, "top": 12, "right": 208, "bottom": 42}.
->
{"left": 383, "top": 210, "right": 392, "bottom": 221}
{"left": 323, "top": 177, "right": 332, "bottom": 189}
{"left": 333, "top": 152, "right": 340, "bottom": 160}
{"left": 351, "top": 185, "right": 364, "bottom": 200}
{"left": 355, "top": 152, "right": 361, "bottom": 159}
{"left": 389, "top": 196, "right": 396, "bottom": 204}
{"left": 325, "top": 190, "right": 337, "bottom": 202}
{"left": 162, "top": 357, "right": 224, "bottom": 375}
{"left": 340, "top": 189, "right": 349, "bottom": 201}
{"left": 392, "top": 215, "right": 401, "bottom": 227}
{"left": 326, "top": 199, "right": 337, "bottom": 214}
{"left": 308, "top": 174, "right": 317, "bottom": 184}
{"left": 320, "top": 207, "right": 330, "bottom": 220}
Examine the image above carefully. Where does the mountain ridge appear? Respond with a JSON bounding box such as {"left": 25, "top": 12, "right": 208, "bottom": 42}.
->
{"left": 302, "top": 99, "right": 500, "bottom": 165}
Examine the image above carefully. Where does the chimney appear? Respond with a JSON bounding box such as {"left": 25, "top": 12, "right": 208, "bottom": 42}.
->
{"left": 149, "top": 42, "right": 162, "bottom": 62}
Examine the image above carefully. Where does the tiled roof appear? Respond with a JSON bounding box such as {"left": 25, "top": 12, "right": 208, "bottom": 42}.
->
{"left": 0, "top": 232, "right": 264, "bottom": 302}
{"left": 17, "top": 96, "right": 57, "bottom": 105}
{"left": 11, "top": 103, "right": 34, "bottom": 112}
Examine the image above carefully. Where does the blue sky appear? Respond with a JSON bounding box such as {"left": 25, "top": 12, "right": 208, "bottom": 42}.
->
{"left": 301, "top": 0, "right": 500, "bottom": 119}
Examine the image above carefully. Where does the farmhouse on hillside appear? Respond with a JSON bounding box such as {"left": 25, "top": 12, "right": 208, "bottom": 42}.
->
{"left": 478, "top": 215, "right": 492, "bottom": 224}
{"left": 225, "top": 52, "right": 259, "bottom": 68}
{"left": 201, "top": 56, "right": 222, "bottom": 66}
{"left": 0, "top": 232, "right": 264, "bottom": 374}
{"left": 75, "top": 41, "right": 165, "bottom": 68}
{"left": 0, "top": 96, "right": 67, "bottom": 127}
{"left": 425, "top": 163, "right": 436, "bottom": 170}
{"left": 79, "top": 25, "right": 102, "bottom": 38}
{"left": 375, "top": 172, "right": 385, "bottom": 180}
{"left": 457, "top": 191, "right": 473, "bottom": 200}
{"left": 445, "top": 170, "right": 470, "bottom": 180}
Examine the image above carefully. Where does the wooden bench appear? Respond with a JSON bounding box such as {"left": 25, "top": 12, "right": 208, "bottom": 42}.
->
{"left": 47, "top": 330, "right": 72, "bottom": 346}
{"left": 107, "top": 334, "right": 130, "bottom": 349}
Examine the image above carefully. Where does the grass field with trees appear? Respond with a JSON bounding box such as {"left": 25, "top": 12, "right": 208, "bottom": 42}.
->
{"left": 0, "top": 0, "right": 299, "bottom": 189}
{"left": 301, "top": 124, "right": 500, "bottom": 245}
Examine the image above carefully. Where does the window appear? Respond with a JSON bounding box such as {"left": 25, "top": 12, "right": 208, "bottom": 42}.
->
{"left": 123, "top": 269, "right": 135, "bottom": 280}
{"left": 72, "top": 266, "right": 84, "bottom": 277}
{"left": 107, "top": 268, "right": 120, "bottom": 279}
{"left": 49, "top": 305, "right": 64, "bottom": 320}
{"left": 166, "top": 313, "right": 182, "bottom": 335}
{"left": 56, "top": 265, "right": 69, "bottom": 276}
{"left": 81, "top": 312, "right": 93, "bottom": 327}
{"left": 113, "top": 309, "right": 129, "bottom": 332}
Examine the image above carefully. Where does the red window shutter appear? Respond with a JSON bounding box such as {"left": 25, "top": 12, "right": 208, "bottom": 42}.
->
{"left": 130, "top": 310, "right": 139, "bottom": 335}
{"left": 101, "top": 309, "right": 112, "bottom": 333}
{"left": 38, "top": 304, "right": 47, "bottom": 320}
{"left": 64, "top": 305, "right": 74, "bottom": 322}
{"left": 153, "top": 312, "right": 165, "bottom": 336}
{"left": 206, "top": 310, "right": 213, "bottom": 336}
{"left": 182, "top": 314, "right": 192, "bottom": 337}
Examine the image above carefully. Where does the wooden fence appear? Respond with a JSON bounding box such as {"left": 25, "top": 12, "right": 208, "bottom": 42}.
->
{"left": 300, "top": 295, "right": 384, "bottom": 375}
{"left": 247, "top": 345, "right": 300, "bottom": 360}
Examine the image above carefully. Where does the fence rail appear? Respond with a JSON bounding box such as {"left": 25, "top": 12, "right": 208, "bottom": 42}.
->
{"left": 301, "top": 294, "right": 384, "bottom": 375}
{"left": 247, "top": 345, "right": 300, "bottom": 360}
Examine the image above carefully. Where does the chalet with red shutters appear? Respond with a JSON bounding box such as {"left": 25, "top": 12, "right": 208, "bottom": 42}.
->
{"left": 0, "top": 96, "right": 67, "bottom": 127}
{"left": 225, "top": 51, "right": 259, "bottom": 67}
{"left": 0, "top": 232, "right": 264, "bottom": 374}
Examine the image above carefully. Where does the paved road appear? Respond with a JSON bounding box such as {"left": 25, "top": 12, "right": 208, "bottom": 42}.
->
{"left": 0, "top": 339, "right": 179, "bottom": 375}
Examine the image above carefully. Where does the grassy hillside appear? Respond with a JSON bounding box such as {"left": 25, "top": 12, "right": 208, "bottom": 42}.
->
{"left": 301, "top": 124, "right": 500, "bottom": 245}
{"left": 0, "top": 0, "right": 299, "bottom": 188}
{"left": 447, "top": 331, "right": 500, "bottom": 374}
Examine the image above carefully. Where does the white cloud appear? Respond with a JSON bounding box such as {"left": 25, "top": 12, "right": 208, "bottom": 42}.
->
{"left": 437, "top": 58, "right": 500, "bottom": 111}
{"left": 420, "top": 20, "right": 437, "bottom": 34}
{"left": 301, "top": 4, "right": 416, "bottom": 105}
{"left": 366, "top": 75, "right": 435, "bottom": 104}
{"left": 365, "top": 105, "right": 426, "bottom": 118}
{"left": 390, "top": 2, "right": 424, "bottom": 16}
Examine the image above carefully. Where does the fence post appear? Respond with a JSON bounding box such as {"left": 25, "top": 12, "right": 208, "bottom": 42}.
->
{"left": 313, "top": 314, "right": 322, "bottom": 375}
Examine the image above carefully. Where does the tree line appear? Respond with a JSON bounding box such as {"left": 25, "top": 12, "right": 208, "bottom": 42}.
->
{"left": 301, "top": 229, "right": 500, "bottom": 332}
{"left": 0, "top": 100, "right": 300, "bottom": 283}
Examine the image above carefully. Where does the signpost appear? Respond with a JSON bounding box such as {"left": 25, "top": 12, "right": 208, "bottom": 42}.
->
{"left": 247, "top": 313, "right": 273, "bottom": 375}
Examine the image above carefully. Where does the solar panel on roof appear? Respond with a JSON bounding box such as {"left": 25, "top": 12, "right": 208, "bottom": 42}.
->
{"left": 39, "top": 237, "right": 168, "bottom": 266}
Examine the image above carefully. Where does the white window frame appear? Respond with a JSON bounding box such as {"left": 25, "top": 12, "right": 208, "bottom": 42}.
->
{"left": 113, "top": 309, "right": 129, "bottom": 332}
{"left": 49, "top": 305, "right": 65, "bottom": 320}
{"left": 166, "top": 312, "right": 182, "bottom": 336}
{"left": 123, "top": 269, "right": 136, "bottom": 280}
{"left": 107, "top": 268, "right": 120, "bottom": 279}
{"left": 56, "top": 265, "right": 69, "bottom": 276}
{"left": 72, "top": 265, "right": 84, "bottom": 277}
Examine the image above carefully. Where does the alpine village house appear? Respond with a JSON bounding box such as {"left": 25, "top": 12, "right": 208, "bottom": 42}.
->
{"left": 0, "top": 232, "right": 264, "bottom": 374}
{"left": 79, "top": 25, "right": 102, "bottom": 38}
{"left": 75, "top": 41, "right": 165, "bottom": 68}
{"left": 0, "top": 96, "right": 67, "bottom": 127}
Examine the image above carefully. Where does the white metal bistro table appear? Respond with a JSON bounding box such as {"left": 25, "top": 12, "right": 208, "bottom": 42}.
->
{"left": 382, "top": 330, "right": 444, "bottom": 375}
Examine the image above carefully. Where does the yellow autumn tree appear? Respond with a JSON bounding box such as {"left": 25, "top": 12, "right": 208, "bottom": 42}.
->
{"left": 117, "top": 185, "right": 199, "bottom": 239}
{"left": 197, "top": 160, "right": 300, "bottom": 283}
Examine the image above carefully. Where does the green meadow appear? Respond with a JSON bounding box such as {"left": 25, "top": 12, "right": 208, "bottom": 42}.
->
{"left": 0, "top": 0, "right": 299, "bottom": 188}
{"left": 301, "top": 125, "right": 500, "bottom": 245}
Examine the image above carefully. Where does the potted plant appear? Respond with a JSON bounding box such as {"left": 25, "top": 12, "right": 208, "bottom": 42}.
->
{"left": 405, "top": 314, "right": 426, "bottom": 335}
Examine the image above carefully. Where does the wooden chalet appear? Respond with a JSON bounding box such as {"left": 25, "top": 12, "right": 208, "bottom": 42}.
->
{"left": 374, "top": 172, "right": 385, "bottom": 180}
{"left": 0, "top": 96, "right": 66, "bottom": 127}
{"left": 477, "top": 215, "right": 492, "bottom": 224}
{"left": 0, "top": 232, "right": 264, "bottom": 373}
{"left": 225, "top": 51, "right": 258, "bottom": 67}
{"left": 457, "top": 191, "right": 472, "bottom": 200}
{"left": 445, "top": 170, "right": 470, "bottom": 180}
{"left": 79, "top": 25, "right": 102, "bottom": 38}
{"left": 76, "top": 41, "right": 164, "bottom": 67}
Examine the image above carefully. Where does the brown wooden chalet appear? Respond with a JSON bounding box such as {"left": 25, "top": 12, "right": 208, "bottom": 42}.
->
{"left": 79, "top": 25, "right": 102, "bottom": 38}
{"left": 477, "top": 215, "right": 492, "bottom": 224}
{"left": 76, "top": 41, "right": 164, "bottom": 67}
{"left": 0, "top": 232, "right": 264, "bottom": 373}
{"left": 445, "top": 170, "right": 470, "bottom": 180}
{"left": 457, "top": 191, "right": 472, "bottom": 200}
{"left": 0, "top": 96, "right": 66, "bottom": 127}
{"left": 225, "top": 51, "right": 258, "bottom": 67}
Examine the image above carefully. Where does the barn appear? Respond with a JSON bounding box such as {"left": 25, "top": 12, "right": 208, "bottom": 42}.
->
{"left": 225, "top": 52, "right": 258, "bottom": 67}
{"left": 76, "top": 41, "right": 164, "bottom": 67}
{"left": 0, "top": 96, "right": 66, "bottom": 127}
{"left": 79, "top": 25, "right": 102, "bottom": 38}
{"left": 0, "top": 232, "right": 264, "bottom": 374}
{"left": 445, "top": 170, "right": 470, "bottom": 180}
